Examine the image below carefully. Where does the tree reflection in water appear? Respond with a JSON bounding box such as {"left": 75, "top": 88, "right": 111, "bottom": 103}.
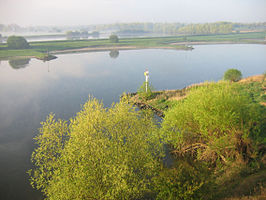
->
{"left": 109, "top": 49, "right": 119, "bottom": 59}
{"left": 9, "top": 58, "right": 31, "bottom": 69}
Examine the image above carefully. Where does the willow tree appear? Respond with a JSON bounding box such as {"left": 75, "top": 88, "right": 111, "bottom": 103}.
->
{"left": 161, "top": 82, "right": 264, "bottom": 168}
{"left": 29, "top": 97, "right": 162, "bottom": 200}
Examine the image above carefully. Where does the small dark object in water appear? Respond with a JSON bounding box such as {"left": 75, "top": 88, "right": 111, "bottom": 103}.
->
{"left": 43, "top": 54, "right": 57, "bottom": 61}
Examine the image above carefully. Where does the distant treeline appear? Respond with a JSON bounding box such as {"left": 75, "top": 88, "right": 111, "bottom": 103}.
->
{"left": 0, "top": 24, "right": 62, "bottom": 33}
{"left": 178, "top": 22, "right": 233, "bottom": 34}
{"left": 65, "top": 31, "right": 99, "bottom": 39}
{"left": 0, "top": 22, "right": 265, "bottom": 36}
{"left": 94, "top": 22, "right": 236, "bottom": 35}
{"left": 93, "top": 22, "right": 266, "bottom": 35}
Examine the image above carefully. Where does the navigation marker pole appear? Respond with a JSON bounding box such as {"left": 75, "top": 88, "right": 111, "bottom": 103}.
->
{"left": 144, "top": 69, "right": 149, "bottom": 92}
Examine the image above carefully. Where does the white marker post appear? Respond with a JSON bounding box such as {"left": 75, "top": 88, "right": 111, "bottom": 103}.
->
{"left": 144, "top": 69, "right": 149, "bottom": 92}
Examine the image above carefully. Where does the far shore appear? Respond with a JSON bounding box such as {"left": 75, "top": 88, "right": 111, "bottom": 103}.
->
{"left": 7, "top": 40, "right": 265, "bottom": 60}
{"left": 51, "top": 40, "right": 266, "bottom": 55}
{"left": 171, "top": 40, "right": 266, "bottom": 45}
{"left": 50, "top": 45, "right": 193, "bottom": 55}
{"left": 3, "top": 40, "right": 264, "bottom": 61}
{"left": 0, "top": 32, "right": 265, "bottom": 60}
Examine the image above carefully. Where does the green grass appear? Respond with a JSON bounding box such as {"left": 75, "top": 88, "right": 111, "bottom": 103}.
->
{"left": 0, "top": 32, "right": 265, "bottom": 60}
{"left": 130, "top": 75, "right": 265, "bottom": 116}
{"left": 161, "top": 32, "right": 266, "bottom": 43}
{"left": 0, "top": 49, "right": 45, "bottom": 59}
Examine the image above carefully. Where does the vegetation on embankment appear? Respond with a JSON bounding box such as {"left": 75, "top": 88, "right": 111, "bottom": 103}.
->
{"left": 126, "top": 74, "right": 266, "bottom": 199}
{"left": 131, "top": 76, "right": 266, "bottom": 199}
{"left": 0, "top": 32, "right": 265, "bottom": 60}
{"left": 29, "top": 74, "right": 266, "bottom": 200}
{"left": 160, "top": 80, "right": 266, "bottom": 200}
{"left": 169, "top": 31, "right": 266, "bottom": 44}
{"left": 130, "top": 74, "right": 266, "bottom": 115}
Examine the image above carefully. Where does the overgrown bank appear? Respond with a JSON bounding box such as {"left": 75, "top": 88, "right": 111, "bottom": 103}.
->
{"left": 29, "top": 74, "right": 266, "bottom": 199}
{"left": 129, "top": 74, "right": 266, "bottom": 115}
{"left": 126, "top": 74, "right": 266, "bottom": 199}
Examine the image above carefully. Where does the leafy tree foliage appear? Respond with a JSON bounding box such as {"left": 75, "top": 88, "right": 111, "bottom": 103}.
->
{"left": 137, "top": 81, "right": 154, "bottom": 101}
{"left": 109, "top": 34, "right": 119, "bottom": 43}
{"left": 178, "top": 22, "right": 233, "bottom": 35}
{"left": 154, "top": 159, "right": 214, "bottom": 200}
{"left": 91, "top": 22, "right": 239, "bottom": 35}
{"left": 161, "top": 82, "right": 264, "bottom": 168}
{"left": 29, "top": 97, "right": 163, "bottom": 200}
{"left": 7, "top": 35, "right": 29, "bottom": 49}
{"left": 66, "top": 31, "right": 99, "bottom": 39}
{"left": 224, "top": 68, "right": 242, "bottom": 82}
{"left": 0, "top": 22, "right": 265, "bottom": 35}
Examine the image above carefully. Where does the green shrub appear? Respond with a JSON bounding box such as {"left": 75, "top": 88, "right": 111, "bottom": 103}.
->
{"left": 223, "top": 68, "right": 242, "bottom": 82}
{"left": 161, "top": 82, "right": 264, "bottom": 168}
{"left": 29, "top": 97, "right": 163, "bottom": 200}
{"left": 109, "top": 34, "right": 119, "bottom": 43}
{"left": 137, "top": 81, "right": 155, "bottom": 100}
{"left": 7, "top": 36, "right": 30, "bottom": 49}
{"left": 154, "top": 160, "right": 214, "bottom": 200}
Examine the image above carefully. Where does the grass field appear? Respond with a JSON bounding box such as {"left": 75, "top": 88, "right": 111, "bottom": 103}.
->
{"left": 0, "top": 32, "right": 265, "bottom": 60}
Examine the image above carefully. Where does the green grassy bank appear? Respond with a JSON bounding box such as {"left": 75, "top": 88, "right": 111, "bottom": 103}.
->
{"left": 129, "top": 74, "right": 266, "bottom": 115}
{"left": 29, "top": 74, "right": 266, "bottom": 199}
{"left": 128, "top": 74, "right": 266, "bottom": 199}
{"left": 0, "top": 32, "right": 265, "bottom": 60}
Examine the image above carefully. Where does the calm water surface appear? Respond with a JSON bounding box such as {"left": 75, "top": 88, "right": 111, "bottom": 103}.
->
{"left": 0, "top": 44, "right": 265, "bottom": 199}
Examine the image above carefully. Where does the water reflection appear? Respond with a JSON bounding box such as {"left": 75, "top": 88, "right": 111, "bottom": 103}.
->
{"left": 109, "top": 49, "right": 119, "bottom": 59}
{"left": 8, "top": 58, "right": 31, "bottom": 69}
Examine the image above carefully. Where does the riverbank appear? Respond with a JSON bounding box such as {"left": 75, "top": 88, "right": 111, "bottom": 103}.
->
{"left": 171, "top": 40, "right": 266, "bottom": 45}
{"left": 128, "top": 74, "right": 266, "bottom": 199}
{"left": 0, "top": 32, "right": 265, "bottom": 60}
{"left": 49, "top": 45, "right": 192, "bottom": 55}
{"left": 128, "top": 74, "right": 266, "bottom": 117}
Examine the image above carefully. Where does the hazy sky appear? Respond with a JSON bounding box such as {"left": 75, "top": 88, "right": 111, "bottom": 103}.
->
{"left": 0, "top": 0, "right": 265, "bottom": 26}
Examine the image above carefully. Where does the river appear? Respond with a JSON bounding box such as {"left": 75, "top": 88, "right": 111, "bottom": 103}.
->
{"left": 0, "top": 44, "right": 265, "bottom": 199}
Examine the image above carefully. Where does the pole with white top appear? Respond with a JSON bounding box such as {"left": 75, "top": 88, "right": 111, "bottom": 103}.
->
{"left": 144, "top": 69, "right": 149, "bottom": 92}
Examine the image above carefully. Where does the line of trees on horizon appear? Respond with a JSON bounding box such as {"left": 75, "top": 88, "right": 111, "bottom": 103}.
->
{"left": 1, "top": 22, "right": 265, "bottom": 36}
{"left": 65, "top": 31, "right": 99, "bottom": 39}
